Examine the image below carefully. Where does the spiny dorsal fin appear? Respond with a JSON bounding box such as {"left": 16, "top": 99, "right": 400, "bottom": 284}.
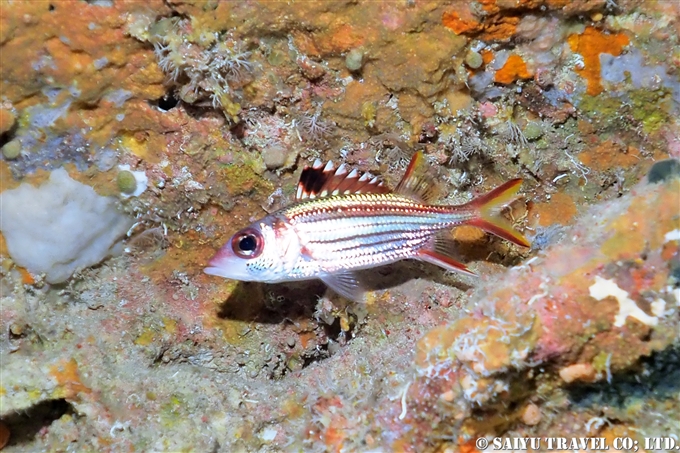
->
{"left": 296, "top": 159, "right": 390, "bottom": 201}
{"left": 394, "top": 151, "right": 441, "bottom": 204}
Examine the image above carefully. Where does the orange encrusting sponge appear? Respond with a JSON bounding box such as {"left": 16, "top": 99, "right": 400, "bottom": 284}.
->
{"left": 568, "top": 26, "right": 629, "bottom": 96}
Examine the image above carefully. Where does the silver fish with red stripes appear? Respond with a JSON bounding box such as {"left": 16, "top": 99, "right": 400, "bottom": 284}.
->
{"left": 205, "top": 151, "right": 530, "bottom": 301}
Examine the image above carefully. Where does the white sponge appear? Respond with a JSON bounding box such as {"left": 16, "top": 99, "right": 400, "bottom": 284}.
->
{"left": 0, "top": 168, "right": 133, "bottom": 283}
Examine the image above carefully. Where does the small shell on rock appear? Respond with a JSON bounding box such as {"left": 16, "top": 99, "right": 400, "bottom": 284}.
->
{"left": 345, "top": 48, "right": 364, "bottom": 72}
{"left": 559, "top": 363, "right": 596, "bottom": 383}
{"left": 465, "top": 50, "right": 483, "bottom": 69}
{"left": 521, "top": 403, "right": 541, "bottom": 425}
{"left": 2, "top": 139, "right": 21, "bottom": 160}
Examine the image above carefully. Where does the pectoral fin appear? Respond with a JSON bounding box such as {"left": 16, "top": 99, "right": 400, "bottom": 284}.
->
{"left": 320, "top": 271, "right": 365, "bottom": 302}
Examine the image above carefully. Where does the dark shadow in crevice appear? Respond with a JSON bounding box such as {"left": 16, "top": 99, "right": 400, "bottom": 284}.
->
{"left": 0, "top": 119, "right": 18, "bottom": 149}
{"left": 359, "top": 260, "right": 474, "bottom": 294}
{"left": 2, "top": 398, "right": 73, "bottom": 448}
{"left": 216, "top": 280, "right": 326, "bottom": 324}
{"left": 155, "top": 91, "right": 180, "bottom": 111}
{"left": 567, "top": 345, "right": 680, "bottom": 408}
{"left": 215, "top": 259, "right": 476, "bottom": 324}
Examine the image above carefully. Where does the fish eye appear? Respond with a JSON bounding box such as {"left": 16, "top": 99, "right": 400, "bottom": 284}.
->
{"left": 231, "top": 228, "right": 264, "bottom": 259}
{"left": 239, "top": 235, "right": 257, "bottom": 251}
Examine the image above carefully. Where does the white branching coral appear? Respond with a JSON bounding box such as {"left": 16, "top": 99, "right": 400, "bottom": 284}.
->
{"left": 433, "top": 103, "right": 486, "bottom": 164}
{"left": 295, "top": 108, "right": 334, "bottom": 145}
{"left": 502, "top": 119, "right": 529, "bottom": 147}
{"left": 146, "top": 17, "right": 254, "bottom": 118}
{"left": 438, "top": 122, "right": 485, "bottom": 164}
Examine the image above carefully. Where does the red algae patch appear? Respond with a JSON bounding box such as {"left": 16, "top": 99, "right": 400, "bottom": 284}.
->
{"left": 327, "top": 23, "right": 364, "bottom": 54}
{"left": 443, "top": 9, "right": 519, "bottom": 41}
{"left": 579, "top": 140, "right": 642, "bottom": 172}
{"left": 531, "top": 192, "right": 578, "bottom": 227}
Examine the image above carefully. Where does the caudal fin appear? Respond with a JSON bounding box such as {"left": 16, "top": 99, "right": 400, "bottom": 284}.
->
{"left": 466, "top": 179, "right": 531, "bottom": 248}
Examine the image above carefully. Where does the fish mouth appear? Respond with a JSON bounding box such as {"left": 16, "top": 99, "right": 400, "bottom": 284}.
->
{"left": 204, "top": 247, "right": 234, "bottom": 278}
{"left": 207, "top": 252, "right": 227, "bottom": 267}
{"left": 204, "top": 264, "right": 257, "bottom": 281}
{"left": 204, "top": 249, "right": 255, "bottom": 281}
{"left": 204, "top": 266, "right": 229, "bottom": 278}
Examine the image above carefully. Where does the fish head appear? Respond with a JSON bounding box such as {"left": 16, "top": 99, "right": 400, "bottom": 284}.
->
{"left": 204, "top": 216, "right": 301, "bottom": 283}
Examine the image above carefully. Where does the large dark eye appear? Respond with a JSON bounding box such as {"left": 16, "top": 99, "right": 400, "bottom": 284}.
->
{"left": 230, "top": 228, "right": 264, "bottom": 259}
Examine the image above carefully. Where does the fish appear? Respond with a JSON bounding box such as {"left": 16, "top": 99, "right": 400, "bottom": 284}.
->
{"left": 205, "top": 151, "right": 530, "bottom": 301}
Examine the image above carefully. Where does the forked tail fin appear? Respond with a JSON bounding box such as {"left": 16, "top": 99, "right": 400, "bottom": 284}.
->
{"left": 466, "top": 179, "right": 531, "bottom": 248}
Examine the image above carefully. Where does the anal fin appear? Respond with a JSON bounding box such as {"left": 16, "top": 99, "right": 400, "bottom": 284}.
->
{"left": 417, "top": 249, "right": 476, "bottom": 276}
{"left": 416, "top": 232, "right": 477, "bottom": 276}
{"left": 320, "top": 271, "right": 365, "bottom": 302}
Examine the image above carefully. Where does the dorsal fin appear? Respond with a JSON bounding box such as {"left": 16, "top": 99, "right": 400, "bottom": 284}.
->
{"left": 296, "top": 159, "right": 390, "bottom": 201}
{"left": 394, "top": 151, "right": 440, "bottom": 203}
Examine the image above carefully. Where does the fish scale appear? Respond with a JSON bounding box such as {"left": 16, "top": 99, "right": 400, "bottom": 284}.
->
{"left": 307, "top": 229, "right": 428, "bottom": 254}
{"left": 286, "top": 194, "right": 474, "bottom": 262}
{"left": 309, "top": 231, "right": 430, "bottom": 263}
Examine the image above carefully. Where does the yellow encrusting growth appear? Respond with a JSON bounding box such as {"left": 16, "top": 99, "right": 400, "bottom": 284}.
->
{"left": 135, "top": 328, "right": 156, "bottom": 346}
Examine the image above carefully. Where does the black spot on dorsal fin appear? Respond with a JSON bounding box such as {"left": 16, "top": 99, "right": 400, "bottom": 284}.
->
{"left": 296, "top": 159, "right": 390, "bottom": 201}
